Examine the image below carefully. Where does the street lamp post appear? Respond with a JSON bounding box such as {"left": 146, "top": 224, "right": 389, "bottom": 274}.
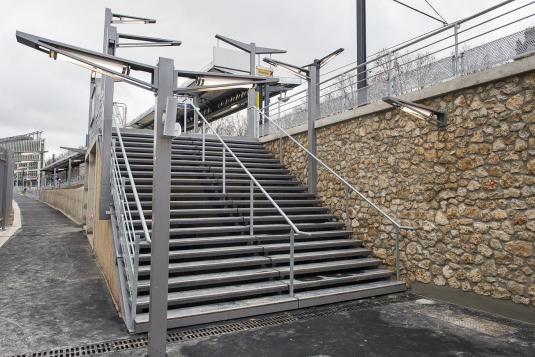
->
{"left": 264, "top": 48, "right": 344, "bottom": 194}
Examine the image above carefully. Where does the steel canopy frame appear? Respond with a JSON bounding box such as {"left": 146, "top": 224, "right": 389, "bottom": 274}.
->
{"left": 215, "top": 34, "right": 287, "bottom": 137}
{"left": 262, "top": 48, "right": 344, "bottom": 194}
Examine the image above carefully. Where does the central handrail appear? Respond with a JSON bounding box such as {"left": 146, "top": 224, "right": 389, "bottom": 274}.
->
{"left": 193, "top": 105, "right": 311, "bottom": 238}
{"left": 113, "top": 118, "right": 152, "bottom": 244}
{"left": 253, "top": 107, "right": 414, "bottom": 232}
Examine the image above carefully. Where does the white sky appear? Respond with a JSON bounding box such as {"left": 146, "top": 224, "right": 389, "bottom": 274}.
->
{"left": 0, "top": 0, "right": 532, "bottom": 159}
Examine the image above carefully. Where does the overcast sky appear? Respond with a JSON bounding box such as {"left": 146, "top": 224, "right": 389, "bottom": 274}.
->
{"left": 0, "top": 0, "right": 530, "bottom": 159}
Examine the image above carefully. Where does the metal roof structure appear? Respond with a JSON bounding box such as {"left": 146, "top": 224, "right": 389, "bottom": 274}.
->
{"left": 127, "top": 46, "right": 301, "bottom": 130}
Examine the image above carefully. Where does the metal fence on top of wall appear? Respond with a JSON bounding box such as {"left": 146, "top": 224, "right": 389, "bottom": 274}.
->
{"left": 260, "top": 1, "right": 535, "bottom": 136}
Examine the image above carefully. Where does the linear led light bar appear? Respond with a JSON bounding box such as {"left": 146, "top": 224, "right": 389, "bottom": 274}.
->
{"left": 383, "top": 96, "right": 447, "bottom": 129}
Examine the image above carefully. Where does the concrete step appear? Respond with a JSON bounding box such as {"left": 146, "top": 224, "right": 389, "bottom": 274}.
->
{"left": 133, "top": 280, "right": 406, "bottom": 331}
{"left": 136, "top": 258, "right": 381, "bottom": 291}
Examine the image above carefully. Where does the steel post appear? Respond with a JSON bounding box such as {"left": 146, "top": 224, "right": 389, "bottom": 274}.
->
{"left": 202, "top": 123, "right": 206, "bottom": 162}
{"left": 67, "top": 158, "right": 72, "bottom": 185}
{"left": 193, "top": 95, "right": 199, "bottom": 133}
{"left": 356, "top": 0, "right": 367, "bottom": 105}
{"left": 222, "top": 147, "right": 226, "bottom": 194}
{"left": 289, "top": 228, "right": 295, "bottom": 297}
{"left": 307, "top": 61, "right": 320, "bottom": 194}
{"left": 249, "top": 180, "right": 254, "bottom": 236}
{"left": 247, "top": 43, "right": 257, "bottom": 137}
{"left": 395, "top": 226, "right": 400, "bottom": 280}
{"left": 453, "top": 23, "right": 459, "bottom": 76}
{"left": 98, "top": 8, "right": 117, "bottom": 219}
{"left": 344, "top": 185, "right": 351, "bottom": 231}
{"left": 147, "top": 57, "right": 175, "bottom": 357}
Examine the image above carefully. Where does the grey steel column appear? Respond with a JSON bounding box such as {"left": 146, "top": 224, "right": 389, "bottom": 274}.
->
{"left": 307, "top": 62, "right": 320, "bottom": 194}
{"left": 98, "top": 8, "right": 117, "bottom": 219}
{"left": 247, "top": 43, "right": 256, "bottom": 137}
{"left": 193, "top": 95, "right": 199, "bottom": 133}
{"left": 67, "top": 158, "right": 72, "bottom": 185}
{"left": 356, "top": 0, "right": 367, "bottom": 106}
{"left": 148, "top": 57, "right": 175, "bottom": 356}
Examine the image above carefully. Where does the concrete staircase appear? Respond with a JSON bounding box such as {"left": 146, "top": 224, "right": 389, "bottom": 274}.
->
{"left": 113, "top": 130, "right": 405, "bottom": 332}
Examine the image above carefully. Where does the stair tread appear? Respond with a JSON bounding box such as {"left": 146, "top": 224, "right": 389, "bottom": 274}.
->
{"left": 136, "top": 259, "right": 384, "bottom": 290}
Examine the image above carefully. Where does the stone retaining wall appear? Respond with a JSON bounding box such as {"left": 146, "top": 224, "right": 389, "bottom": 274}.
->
{"left": 264, "top": 70, "right": 535, "bottom": 306}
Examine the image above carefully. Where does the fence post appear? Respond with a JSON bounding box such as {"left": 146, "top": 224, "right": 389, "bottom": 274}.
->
{"left": 453, "top": 23, "right": 460, "bottom": 76}
{"left": 387, "top": 51, "right": 394, "bottom": 96}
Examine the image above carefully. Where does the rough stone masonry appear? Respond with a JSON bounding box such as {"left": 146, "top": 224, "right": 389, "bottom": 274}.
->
{"left": 264, "top": 70, "right": 535, "bottom": 307}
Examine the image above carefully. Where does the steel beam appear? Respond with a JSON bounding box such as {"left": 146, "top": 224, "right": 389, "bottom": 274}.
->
{"left": 147, "top": 57, "right": 175, "bottom": 356}
{"left": 247, "top": 43, "right": 257, "bottom": 137}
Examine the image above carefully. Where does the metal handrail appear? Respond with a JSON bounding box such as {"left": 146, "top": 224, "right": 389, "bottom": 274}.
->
{"left": 193, "top": 105, "right": 310, "bottom": 237}
{"left": 112, "top": 118, "right": 152, "bottom": 243}
{"left": 254, "top": 107, "right": 414, "bottom": 231}
{"left": 254, "top": 107, "right": 415, "bottom": 280}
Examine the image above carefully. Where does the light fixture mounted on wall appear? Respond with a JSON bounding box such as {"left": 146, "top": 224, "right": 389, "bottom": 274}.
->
{"left": 382, "top": 96, "right": 447, "bottom": 130}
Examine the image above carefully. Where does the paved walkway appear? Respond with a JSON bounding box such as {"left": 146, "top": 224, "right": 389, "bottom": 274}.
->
{"left": 0, "top": 195, "right": 127, "bottom": 356}
{"left": 1, "top": 195, "right": 534, "bottom": 357}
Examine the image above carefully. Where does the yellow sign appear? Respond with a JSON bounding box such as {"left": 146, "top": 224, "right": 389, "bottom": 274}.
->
{"left": 256, "top": 66, "right": 273, "bottom": 77}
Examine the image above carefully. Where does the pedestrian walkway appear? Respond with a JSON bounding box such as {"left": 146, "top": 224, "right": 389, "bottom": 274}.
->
{"left": 0, "top": 195, "right": 127, "bottom": 356}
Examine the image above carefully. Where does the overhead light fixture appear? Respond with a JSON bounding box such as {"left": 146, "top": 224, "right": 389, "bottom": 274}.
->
{"left": 318, "top": 48, "right": 344, "bottom": 67}
{"left": 111, "top": 13, "right": 156, "bottom": 24}
{"left": 117, "top": 33, "right": 181, "bottom": 48}
{"left": 174, "top": 70, "right": 278, "bottom": 94}
{"left": 16, "top": 31, "right": 156, "bottom": 91}
{"left": 263, "top": 58, "right": 309, "bottom": 80}
{"left": 382, "top": 96, "right": 447, "bottom": 129}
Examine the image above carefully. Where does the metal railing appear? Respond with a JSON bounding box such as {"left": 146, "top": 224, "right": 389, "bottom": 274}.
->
{"left": 254, "top": 108, "right": 415, "bottom": 279}
{"left": 194, "top": 105, "right": 311, "bottom": 296}
{"left": 109, "top": 117, "right": 151, "bottom": 330}
{"left": 260, "top": 0, "right": 535, "bottom": 135}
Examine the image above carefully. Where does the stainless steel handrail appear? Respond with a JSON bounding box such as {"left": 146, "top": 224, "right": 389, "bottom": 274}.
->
{"left": 254, "top": 107, "right": 415, "bottom": 280}
{"left": 255, "top": 107, "right": 413, "bottom": 231}
{"left": 194, "top": 106, "right": 310, "bottom": 237}
{"left": 113, "top": 118, "right": 152, "bottom": 244}
{"left": 194, "top": 105, "right": 310, "bottom": 296}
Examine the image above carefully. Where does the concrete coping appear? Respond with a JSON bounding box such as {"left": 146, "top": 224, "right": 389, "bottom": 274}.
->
{"left": 260, "top": 54, "right": 535, "bottom": 143}
{"left": 0, "top": 200, "right": 21, "bottom": 248}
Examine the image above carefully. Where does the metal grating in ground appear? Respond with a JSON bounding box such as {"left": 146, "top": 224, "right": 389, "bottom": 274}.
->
{"left": 416, "top": 308, "right": 518, "bottom": 337}
{"left": 9, "top": 298, "right": 389, "bottom": 357}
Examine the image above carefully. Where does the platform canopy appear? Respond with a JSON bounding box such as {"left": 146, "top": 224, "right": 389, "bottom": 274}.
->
{"left": 128, "top": 46, "right": 301, "bottom": 130}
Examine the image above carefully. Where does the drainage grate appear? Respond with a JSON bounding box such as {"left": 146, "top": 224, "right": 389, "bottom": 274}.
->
{"left": 416, "top": 308, "right": 518, "bottom": 337}
{"left": 11, "top": 296, "right": 406, "bottom": 357}
{"left": 11, "top": 342, "right": 113, "bottom": 357}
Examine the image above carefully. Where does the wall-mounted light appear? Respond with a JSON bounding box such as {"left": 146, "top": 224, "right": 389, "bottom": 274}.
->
{"left": 382, "top": 96, "right": 447, "bottom": 129}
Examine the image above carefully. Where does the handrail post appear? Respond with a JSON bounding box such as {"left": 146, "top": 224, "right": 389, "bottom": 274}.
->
{"left": 279, "top": 136, "right": 284, "bottom": 165}
{"left": 395, "top": 226, "right": 401, "bottom": 280}
{"left": 222, "top": 147, "right": 226, "bottom": 194}
{"left": 202, "top": 122, "right": 206, "bottom": 162}
{"left": 344, "top": 185, "right": 351, "bottom": 231}
{"left": 289, "top": 228, "right": 295, "bottom": 297}
{"left": 250, "top": 180, "right": 254, "bottom": 236}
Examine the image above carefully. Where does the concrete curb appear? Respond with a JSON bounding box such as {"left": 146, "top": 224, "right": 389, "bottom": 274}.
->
{"left": 0, "top": 200, "right": 21, "bottom": 248}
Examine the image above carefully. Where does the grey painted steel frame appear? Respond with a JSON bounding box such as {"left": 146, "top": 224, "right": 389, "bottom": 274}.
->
{"left": 307, "top": 61, "right": 320, "bottom": 194}
{"left": 98, "top": 8, "right": 116, "bottom": 220}
{"left": 0, "top": 147, "right": 14, "bottom": 230}
{"left": 148, "top": 57, "right": 175, "bottom": 356}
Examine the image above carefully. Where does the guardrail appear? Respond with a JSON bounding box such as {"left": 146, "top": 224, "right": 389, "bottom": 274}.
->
{"left": 260, "top": 0, "right": 535, "bottom": 135}
{"left": 109, "top": 118, "right": 149, "bottom": 331}
{"left": 254, "top": 107, "right": 415, "bottom": 279}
